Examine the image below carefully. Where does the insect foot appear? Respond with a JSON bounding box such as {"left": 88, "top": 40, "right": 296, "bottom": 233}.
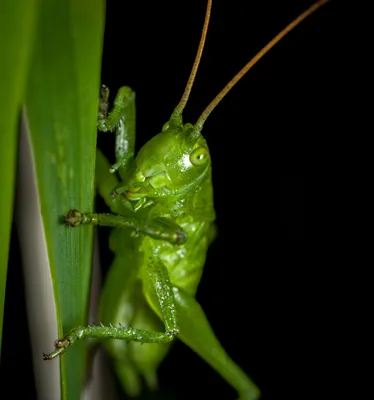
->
{"left": 64, "top": 209, "right": 95, "bottom": 227}
{"left": 43, "top": 326, "right": 84, "bottom": 360}
{"left": 65, "top": 209, "right": 83, "bottom": 226}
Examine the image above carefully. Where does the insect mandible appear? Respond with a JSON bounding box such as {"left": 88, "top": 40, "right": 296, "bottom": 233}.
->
{"left": 44, "top": 1, "right": 329, "bottom": 399}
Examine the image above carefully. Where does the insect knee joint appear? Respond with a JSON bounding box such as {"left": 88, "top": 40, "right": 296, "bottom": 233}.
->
{"left": 166, "top": 328, "right": 180, "bottom": 341}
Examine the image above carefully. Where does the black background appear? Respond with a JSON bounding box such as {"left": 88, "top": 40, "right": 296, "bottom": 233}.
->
{"left": 1, "top": 1, "right": 349, "bottom": 399}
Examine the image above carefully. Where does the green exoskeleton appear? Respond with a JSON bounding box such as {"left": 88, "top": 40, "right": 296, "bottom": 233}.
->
{"left": 44, "top": 1, "right": 329, "bottom": 398}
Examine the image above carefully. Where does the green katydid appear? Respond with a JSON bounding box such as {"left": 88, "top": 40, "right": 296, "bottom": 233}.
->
{"left": 44, "top": 1, "right": 329, "bottom": 398}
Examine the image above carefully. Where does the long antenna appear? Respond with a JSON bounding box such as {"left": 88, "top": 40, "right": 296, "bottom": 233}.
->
{"left": 192, "top": 0, "right": 329, "bottom": 135}
{"left": 173, "top": 0, "right": 212, "bottom": 118}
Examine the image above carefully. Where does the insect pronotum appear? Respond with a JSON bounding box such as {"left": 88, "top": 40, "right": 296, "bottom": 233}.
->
{"left": 44, "top": 1, "right": 329, "bottom": 399}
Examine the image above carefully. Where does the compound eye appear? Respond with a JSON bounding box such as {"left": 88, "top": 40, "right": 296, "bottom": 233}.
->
{"left": 189, "top": 147, "right": 209, "bottom": 166}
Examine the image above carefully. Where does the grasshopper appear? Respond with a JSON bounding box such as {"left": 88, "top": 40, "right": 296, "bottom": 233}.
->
{"left": 44, "top": 1, "right": 329, "bottom": 398}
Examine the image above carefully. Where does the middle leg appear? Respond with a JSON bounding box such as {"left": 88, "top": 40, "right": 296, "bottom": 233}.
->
{"left": 65, "top": 209, "right": 186, "bottom": 245}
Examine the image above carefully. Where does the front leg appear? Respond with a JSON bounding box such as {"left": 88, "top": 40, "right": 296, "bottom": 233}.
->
{"left": 97, "top": 85, "right": 136, "bottom": 175}
{"left": 43, "top": 258, "right": 179, "bottom": 360}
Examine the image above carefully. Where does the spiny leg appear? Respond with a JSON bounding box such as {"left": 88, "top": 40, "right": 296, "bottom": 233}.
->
{"left": 97, "top": 85, "right": 136, "bottom": 175}
{"left": 65, "top": 210, "right": 186, "bottom": 245}
{"left": 43, "top": 259, "right": 179, "bottom": 360}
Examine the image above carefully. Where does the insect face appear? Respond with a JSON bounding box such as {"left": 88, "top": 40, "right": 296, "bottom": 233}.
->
{"left": 124, "top": 122, "right": 211, "bottom": 203}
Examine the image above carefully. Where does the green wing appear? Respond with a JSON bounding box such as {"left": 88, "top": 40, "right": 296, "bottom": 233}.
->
{"left": 144, "top": 283, "right": 260, "bottom": 400}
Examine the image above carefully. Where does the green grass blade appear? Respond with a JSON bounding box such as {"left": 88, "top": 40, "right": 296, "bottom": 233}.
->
{"left": 25, "top": 0, "right": 105, "bottom": 397}
{"left": 0, "top": 0, "right": 39, "bottom": 356}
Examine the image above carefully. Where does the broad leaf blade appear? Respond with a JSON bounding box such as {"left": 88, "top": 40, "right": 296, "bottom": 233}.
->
{"left": 25, "top": 0, "right": 104, "bottom": 397}
{"left": 0, "top": 0, "right": 39, "bottom": 356}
